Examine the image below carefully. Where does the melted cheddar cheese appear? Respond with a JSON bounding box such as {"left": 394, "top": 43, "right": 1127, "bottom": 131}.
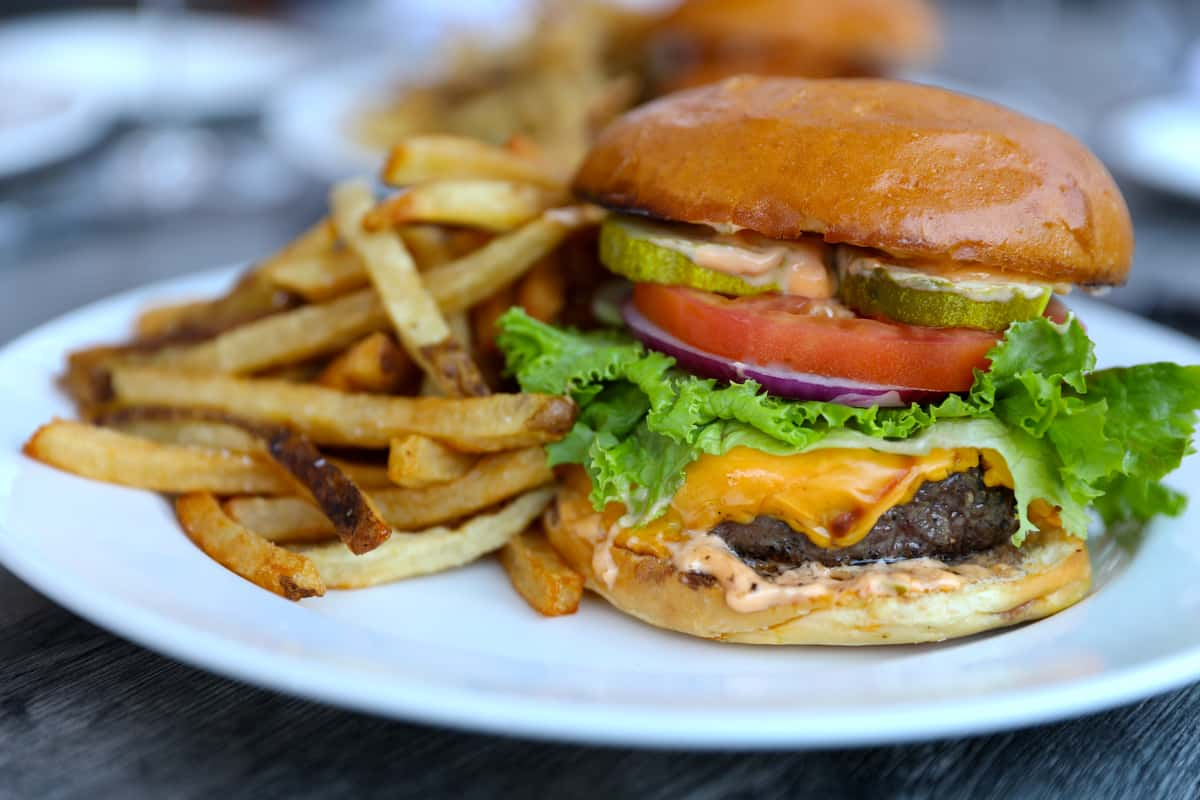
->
{"left": 561, "top": 447, "right": 1016, "bottom": 561}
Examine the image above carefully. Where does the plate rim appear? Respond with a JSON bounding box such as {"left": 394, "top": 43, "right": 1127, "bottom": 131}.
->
{"left": 1101, "top": 92, "right": 1200, "bottom": 202}
{"left": 0, "top": 88, "right": 112, "bottom": 178}
{"left": 2, "top": 264, "right": 1200, "bottom": 750}
{"left": 0, "top": 9, "right": 317, "bottom": 119}
{"left": 261, "top": 54, "right": 442, "bottom": 184}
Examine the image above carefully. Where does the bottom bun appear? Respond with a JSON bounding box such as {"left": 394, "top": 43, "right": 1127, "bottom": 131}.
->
{"left": 545, "top": 484, "right": 1091, "bottom": 645}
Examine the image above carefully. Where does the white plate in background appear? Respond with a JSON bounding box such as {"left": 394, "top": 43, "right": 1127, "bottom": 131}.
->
{"left": 0, "top": 11, "right": 314, "bottom": 119}
{"left": 901, "top": 71, "right": 1087, "bottom": 136}
{"left": 1102, "top": 94, "right": 1200, "bottom": 202}
{"left": 0, "top": 82, "right": 111, "bottom": 179}
{"left": 0, "top": 267, "right": 1198, "bottom": 749}
{"left": 262, "top": 57, "right": 420, "bottom": 184}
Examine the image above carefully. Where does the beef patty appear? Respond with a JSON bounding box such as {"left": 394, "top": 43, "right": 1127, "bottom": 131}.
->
{"left": 713, "top": 467, "right": 1018, "bottom": 572}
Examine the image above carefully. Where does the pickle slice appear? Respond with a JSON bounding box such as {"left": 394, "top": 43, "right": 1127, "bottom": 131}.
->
{"left": 839, "top": 266, "right": 1052, "bottom": 331}
{"left": 599, "top": 217, "right": 776, "bottom": 296}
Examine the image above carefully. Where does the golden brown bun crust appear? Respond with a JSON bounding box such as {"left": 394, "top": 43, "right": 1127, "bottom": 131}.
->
{"left": 650, "top": 0, "right": 939, "bottom": 90}
{"left": 574, "top": 77, "right": 1133, "bottom": 284}
{"left": 545, "top": 484, "right": 1091, "bottom": 645}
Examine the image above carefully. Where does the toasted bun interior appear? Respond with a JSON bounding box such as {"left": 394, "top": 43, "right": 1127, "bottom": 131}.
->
{"left": 545, "top": 480, "right": 1091, "bottom": 645}
{"left": 574, "top": 76, "right": 1133, "bottom": 285}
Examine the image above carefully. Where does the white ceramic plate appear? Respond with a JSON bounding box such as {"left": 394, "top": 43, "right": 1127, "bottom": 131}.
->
{"left": 262, "top": 57, "right": 420, "bottom": 184}
{"left": 1102, "top": 94, "right": 1200, "bottom": 202}
{"left": 0, "top": 82, "right": 112, "bottom": 179}
{"left": 0, "top": 11, "right": 314, "bottom": 119}
{"left": 900, "top": 71, "right": 1087, "bottom": 137}
{"left": 262, "top": 51, "right": 461, "bottom": 185}
{"left": 1, "top": 267, "right": 1198, "bottom": 749}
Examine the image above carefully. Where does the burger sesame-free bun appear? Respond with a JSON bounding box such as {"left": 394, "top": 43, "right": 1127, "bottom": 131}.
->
{"left": 651, "top": 0, "right": 939, "bottom": 90}
{"left": 545, "top": 482, "right": 1091, "bottom": 645}
{"left": 574, "top": 77, "right": 1134, "bottom": 285}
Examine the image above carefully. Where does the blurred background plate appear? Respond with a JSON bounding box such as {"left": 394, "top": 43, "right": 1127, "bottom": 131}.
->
{"left": 900, "top": 71, "right": 1087, "bottom": 137}
{"left": 1103, "top": 95, "right": 1200, "bottom": 202}
{"left": 0, "top": 10, "right": 316, "bottom": 119}
{"left": 0, "top": 82, "right": 112, "bottom": 179}
{"left": 262, "top": 56, "right": 436, "bottom": 185}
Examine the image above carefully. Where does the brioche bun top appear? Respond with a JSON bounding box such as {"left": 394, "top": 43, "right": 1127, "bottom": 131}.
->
{"left": 651, "top": 0, "right": 939, "bottom": 87}
{"left": 574, "top": 77, "right": 1133, "bottom": 284}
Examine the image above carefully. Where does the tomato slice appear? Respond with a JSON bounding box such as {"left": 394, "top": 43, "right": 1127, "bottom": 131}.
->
{"left": 1045, "top": 296, "right": 1071, "bottom": 324}
{"left": 632, "top": 283, "right": 1002, "bottom": 392}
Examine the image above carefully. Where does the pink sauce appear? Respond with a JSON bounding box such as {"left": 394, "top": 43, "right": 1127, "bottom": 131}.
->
{"left": 689, "top": 235, "right": 836, "bottom": 298}
{"left": 672, "top": 534, "right": 975, "bottom": 613}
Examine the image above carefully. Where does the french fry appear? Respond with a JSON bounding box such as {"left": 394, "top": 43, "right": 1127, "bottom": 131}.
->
{"left": 295, "top": 487, "right": 555, "bottom": 589}
{"left": 351, "top": 87, "right": 446, "bottom": 153}
{"left": 363, "top": 180, "right": 565, "bottom": 233}
{"left": 257, "top": 218, "right": 335, "bottom": 277}
{"left": 221, "top": 497, "right": 336, "bottom": 543}
{"left": 418, "top": 374, "right": 442, "bottom": 398}
{"left": 504, "top": 133, "right": 540, "bottom": 160}
{"left": 387, "top": 434, "right": 475, "bottom": 488}
{"left": 499, "top": 524, "right": 585, "bottom": 616}
{"left": 331, "top": 179, "right": 489, "bottom": 397}
{"left": 258, "top": 423, "right": 390, "bottom": 555}
{"left": 471, "top": 284, "right": 517, "bottom": 355}
{"left": 146, "top": 288, "right": 386, "bottom": 375}
{"left": 67, "top": 313, "right": 279, "bottom": 407}
{"left": 397, "top": 225, "right": 453, "bottom": 269}
{"left": 326, "top": 445, "right": 554, "bottom": 527}
{"left": 94, "top": 405, "right": 390, "bottom": 554}
{"left": 328, "top": 460, "right": 393, "bottom": 490}
{"left": 253, "top": 360, "right": 330, "bottom": 383}
{"left": 381, "top": 135, "right": 561, "bottom": 188}
{"left": 133, "top": 270, "right": 295, "bottom": 342}
{"left": 176, "top": 493, "right": 325, "bottom": 600}
{"left": 97, "top": 412, "right": 262, "bottom": 452}
{"left": 442, "top": 92, "right": 525, "bottom": 156}
{"left": 134, "top": 299, "right": 210, "bottom": 340}
{"left": 223, "top": 497, "right": 335, "bottom": 542}
{"left": 62, "top": 344, "right": 146, "bottom": 409}
{"left": 315, "top": 332, "right": 415, "bottom": 394}
{"left": 114, "top": 211, "right": 599, "bottom": 391}
{"left": 447, "top": 311, "right": 473, "bottom": 349}
{"left": 97, "top": 409, "right": 386, "bottom": 484}
{"left": 264, "top": 247, "right": 367, "bottom": 302}
{"left": 426, "top": 207, "right": 602, "bottom": 314}
{"left": 110, "top": 366, "right": 577, "bottom": 451}
{"left": 226, "top": 445, "right": 554, "bottom": 539}
{"left": 254, "top": 218, "right": 368, "bottom": 300}
{"left": 443, "top": 67, "right": 598, "bottom": 174}
{"left": 586, "top": 73, "right": 640, "bottom": 135}
{"left": 517, "top": 255, "right": 566, "bottom": 323}
{"left": 35, "top": 2, "right": 657, "bottom": 603}
{"left": 445, "top": 228, "right": 494, "bottom": 259}
{"left": 23, "top": 420, "right": 294, "bottom": 495}
{"left": 96, "top": 410, "right": 393, "bottom": 487}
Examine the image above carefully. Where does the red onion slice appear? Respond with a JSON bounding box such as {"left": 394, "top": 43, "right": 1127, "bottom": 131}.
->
{"left": 621, "top": 301, "right": 949, "bottom": 408}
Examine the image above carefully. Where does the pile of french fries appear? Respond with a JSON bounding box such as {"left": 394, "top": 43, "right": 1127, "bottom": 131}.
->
{"left": 23, "top": 134, "right": 602, "bottom": 617}
{"left": 354, "top": 1, "right": 650, "bottom": 175}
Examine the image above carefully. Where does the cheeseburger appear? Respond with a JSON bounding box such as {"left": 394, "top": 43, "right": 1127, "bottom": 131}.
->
{"left": 498, "top": 77, "right": 1200, "bottom": 644}
{"left": 646, "top": 0, "right": 940, "bottom": 95}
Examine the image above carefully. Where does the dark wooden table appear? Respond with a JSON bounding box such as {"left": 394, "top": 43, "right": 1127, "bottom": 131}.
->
{"left": 2, "top": 206, "right": 1200, "bottom": 799}
{"left": 3, "top": 561, "right": 1199, "bottom": 798}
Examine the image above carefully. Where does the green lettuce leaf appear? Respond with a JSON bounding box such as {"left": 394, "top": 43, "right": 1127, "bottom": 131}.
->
{"left": 1084, "top": 363, "right": 1200, "bottom": 542}
{"left": 498, "top": 309, "right": 1200, "bottom": 544}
